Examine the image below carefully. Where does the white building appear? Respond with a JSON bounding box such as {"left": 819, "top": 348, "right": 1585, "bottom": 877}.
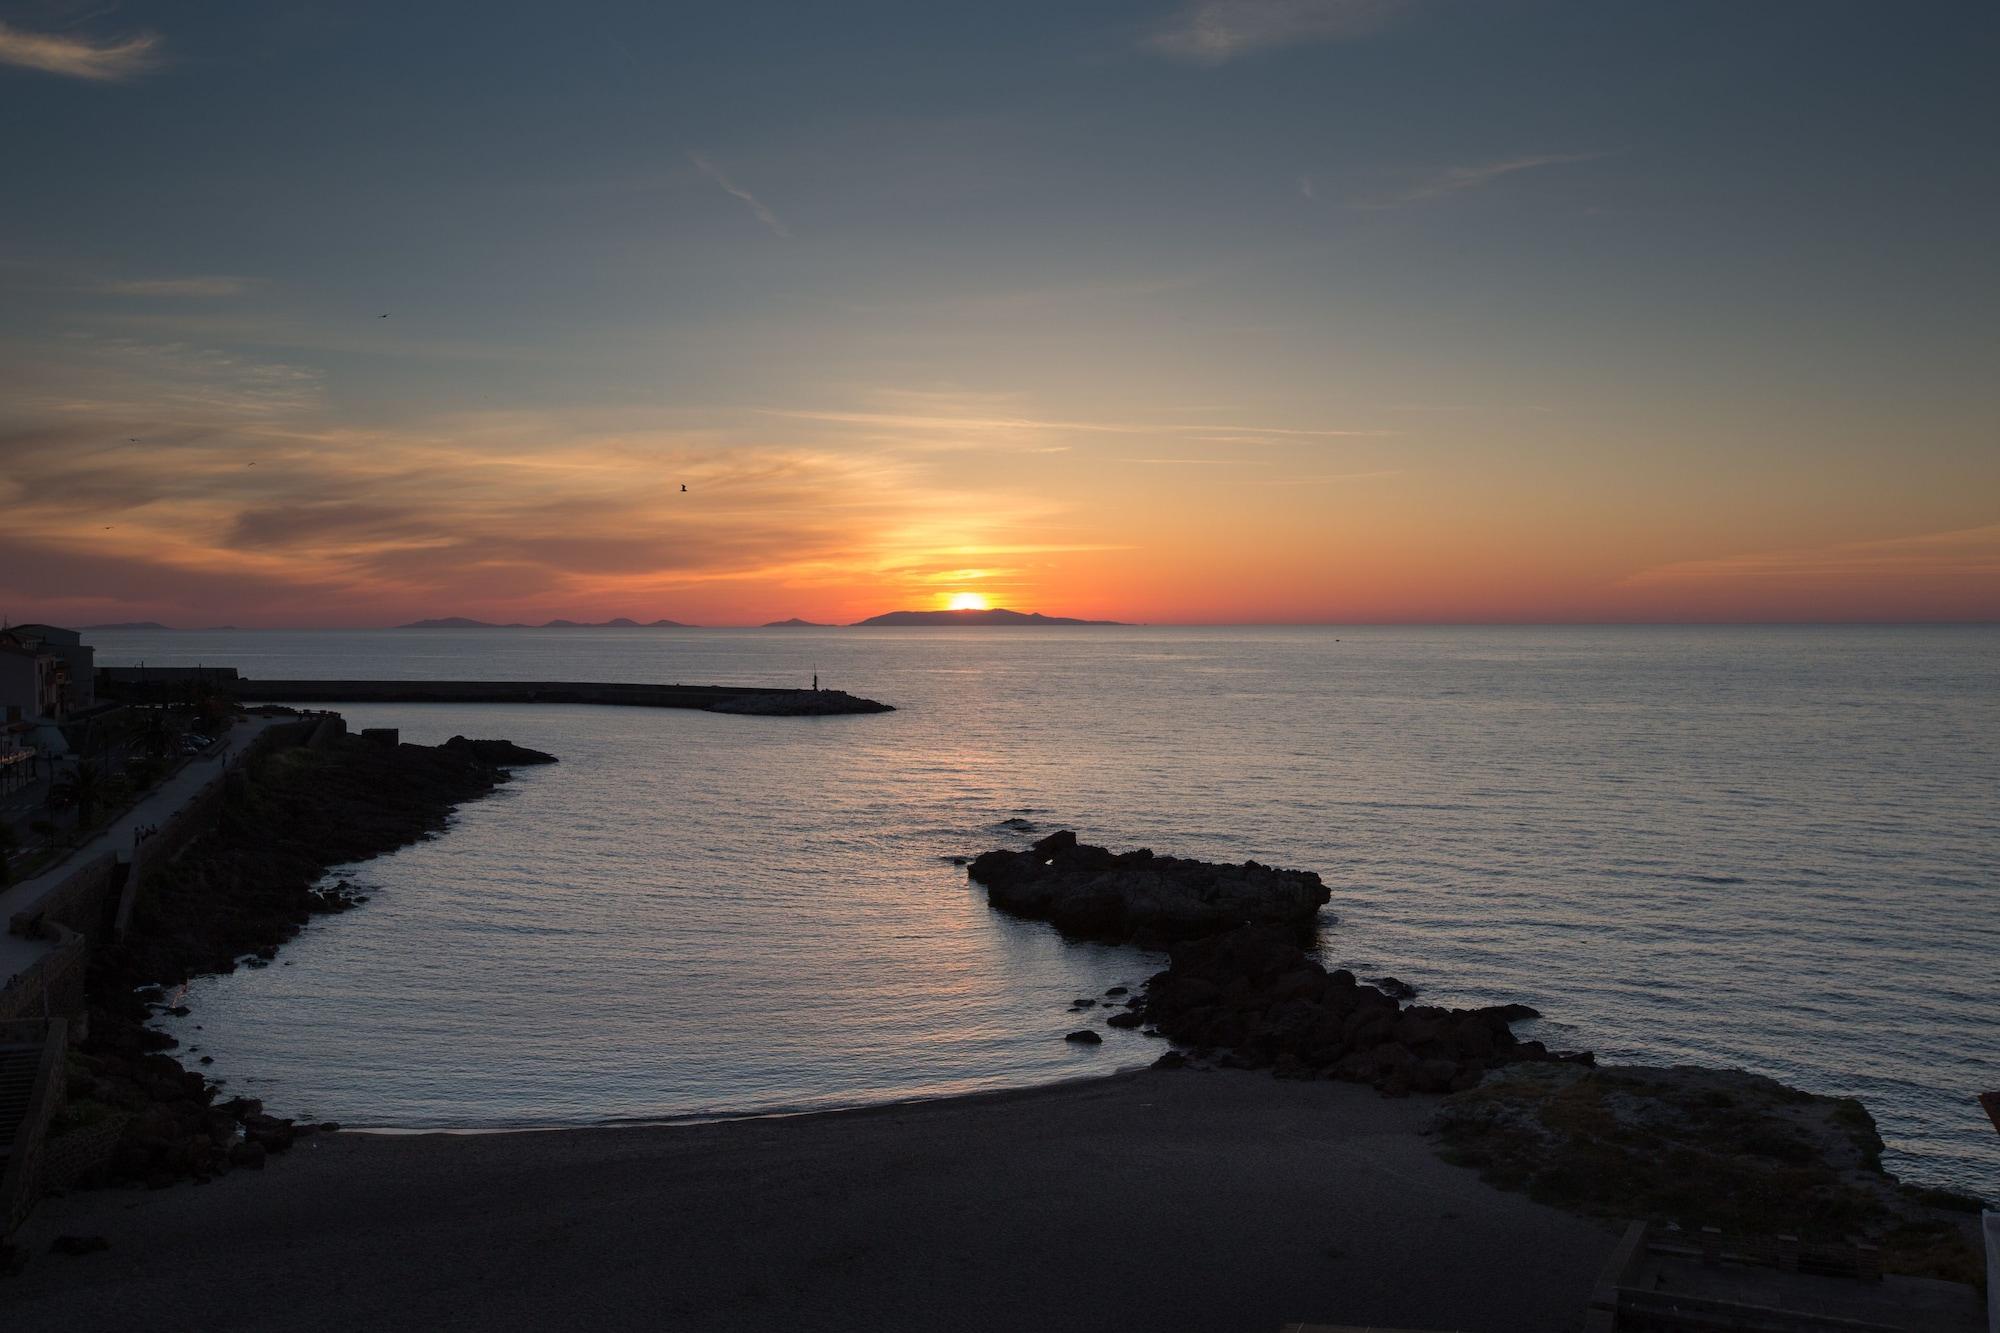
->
{"left": 6, "top": 624, "right": 94, "bottom": 714}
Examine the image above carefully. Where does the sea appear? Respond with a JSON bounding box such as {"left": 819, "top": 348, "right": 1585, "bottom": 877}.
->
{"left": 90, "top": 625, "right": 1999, "bottom": 1199}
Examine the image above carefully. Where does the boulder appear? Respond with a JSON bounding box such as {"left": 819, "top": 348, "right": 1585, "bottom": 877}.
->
{"left": 1136, "top": 923, "right": 1583, "bottom": 1097}
{"left": 968, "top": 833, "right": 1330, "bottom": 944}
{"left": 1063, "top": 1030, "right": 1103, "bottom": 1045}
{"left": 442, "top": 736, "right": 559, "bottom": 766}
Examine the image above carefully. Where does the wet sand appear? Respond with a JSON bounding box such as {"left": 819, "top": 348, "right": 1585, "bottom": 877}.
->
{"left": 7, "top": 1069, "right": 1616, "bottom": 1332}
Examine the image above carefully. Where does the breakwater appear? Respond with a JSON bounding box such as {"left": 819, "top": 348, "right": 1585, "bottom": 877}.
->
{"left": 228, "top": 680, "right": 891, "bottom": 714}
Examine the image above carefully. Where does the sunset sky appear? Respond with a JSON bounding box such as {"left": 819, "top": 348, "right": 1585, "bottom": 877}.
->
{"left": 1, "top": 1, "right": 1994, "bottom": 626}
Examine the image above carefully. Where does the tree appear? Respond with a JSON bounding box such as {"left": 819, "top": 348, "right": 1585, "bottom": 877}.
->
{"left": 49, "top": 759, "right": 108, "bottom": 827}
{"left": 132, "top": 705, "right": 184, "bottom": 760}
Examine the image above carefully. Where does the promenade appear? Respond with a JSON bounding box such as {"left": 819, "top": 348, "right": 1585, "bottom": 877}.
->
{"left": 0, "top": 716, "right": 290, "bottom": 995}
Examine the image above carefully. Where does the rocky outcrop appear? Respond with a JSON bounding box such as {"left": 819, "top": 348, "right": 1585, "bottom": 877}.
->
{"left": 442, "top": 735, "right": 558, "bottom": 766}
{"left": 57, "top": 730, "right": 550, "bottom": 1190}
{"left": 967, "top": 831, "right": 1330, "bottom": 945}
{"left": 704, "top": 689, "right": 894, "bottom": 716}
{"left": 1138, "top": 924, "right": 1586, "bottom": 1095}
{"left": 1433, "top": 1062, "right": 1987, "bottom": 1284}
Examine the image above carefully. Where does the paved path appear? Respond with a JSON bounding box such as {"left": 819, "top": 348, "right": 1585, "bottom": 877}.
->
{"left": 0, "top": 716, "right": 289, "bottom": 990}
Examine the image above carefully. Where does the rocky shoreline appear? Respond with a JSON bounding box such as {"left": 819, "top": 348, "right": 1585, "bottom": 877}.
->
{"left": 53, "top": 728, "right": 555, "bottom": 1192}
{"left": 970, "top": 829, "right": 1987, "bottom": 1283}
{"left": 1135, "top": 923, "right": 1579, "bottom": 1094}
{"left": 968, "top": 830, "right": 1329, "bottom": 945}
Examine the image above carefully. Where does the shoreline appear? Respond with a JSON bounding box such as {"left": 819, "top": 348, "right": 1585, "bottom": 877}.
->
{"left": 334, "top": 1063, "right": 1161, "bottom": 1136}
{"left": 6, "top": 1067, "right": 1622, "bottom": 1332}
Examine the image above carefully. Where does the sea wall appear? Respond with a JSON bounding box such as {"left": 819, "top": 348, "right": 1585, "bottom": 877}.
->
{"left": 7, "top": 851, "right": 121, "bottom": 942}
{"left": 0, "top": 925, "right": 87, "bottom": 1025}
{"left": 114, "top": 716, "right": 324, "bottom": 936}
{"left": 234, "top": 679, "right": 799, "bottom": 708}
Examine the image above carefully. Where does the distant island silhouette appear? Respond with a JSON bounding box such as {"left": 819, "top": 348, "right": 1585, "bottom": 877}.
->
{"left": 852, "top": 608, "right": 1124, "bottom": 627}
{"left": 397, "top": 617, "right": 697, "bottom": 629}
{"left": 761, "top": 617, "right": 831, "bottom": 628}
{"left": 82, "top": 621, "right": 175, "bottom": 631}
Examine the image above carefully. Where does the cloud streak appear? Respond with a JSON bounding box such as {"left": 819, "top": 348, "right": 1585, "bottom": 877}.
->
{"left": 1353, "top": 150, "right": 1618, "bottom": 209}
{"left": 1147, "top": 0, "right": 1405, "bottom": 65}
{"left": 0, "top": 19, "right": 161, "bottom": 82}
{"left": 94, "top": 276, "right": 257, "bottom": 299}
{"left": 689, "top": 152, "right": 790, "bottom": 238}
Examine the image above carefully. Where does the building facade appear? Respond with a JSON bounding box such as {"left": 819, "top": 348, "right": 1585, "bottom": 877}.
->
{"left": 6, "top": 625, "right": 94, "bottom": 714}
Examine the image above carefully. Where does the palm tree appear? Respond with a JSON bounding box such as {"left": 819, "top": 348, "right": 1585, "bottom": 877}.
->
{"left": 50, "top": 759, "right": 108, "bottom": 827}
{"left": 132, "top": 705, "right": 183, "bottom": 760}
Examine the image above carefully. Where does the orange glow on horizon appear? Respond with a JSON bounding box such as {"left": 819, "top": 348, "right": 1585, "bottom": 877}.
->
{"left": 945, "top": 592, "right": 991, "bottom": 611}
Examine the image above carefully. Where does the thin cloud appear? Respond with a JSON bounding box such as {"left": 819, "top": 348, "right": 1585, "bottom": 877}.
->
{"left": 688, "top": 151, "right": 790, "bottom": 238}
{"left": 1147, "top": 0, "right": 1405, "bottom": 65}
{"left": 768, "top": 408, "right": 1389, "bottom": 439}
{"left": 1354, "top": 151, "right": 1618, "bottom": 209}
{"left": 1114, "top": 457, "right": 1271, "bottom": 465}
{"left": 1621, "top": 525, "right": 2000, "bottom": 587}
{"left": 0, "top": 19, "right": 161, "bottom": 82}
{"left": 1297, "top": 173, "right": 1315, "bottom": 200}
{"left": 94, "top": 276, "right": 256, "bottom": 298}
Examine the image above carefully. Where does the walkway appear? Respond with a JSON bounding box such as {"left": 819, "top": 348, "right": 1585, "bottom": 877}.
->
{"left": 0, "top": 716, "right": 290, "bottom": 992}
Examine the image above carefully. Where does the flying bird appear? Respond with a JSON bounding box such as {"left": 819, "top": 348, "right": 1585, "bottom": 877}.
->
{"left": 379, "top": 313, "right": 390, "bottom": 318}
{"left": 681, "top": 484, "right": 687, "bottom": 493}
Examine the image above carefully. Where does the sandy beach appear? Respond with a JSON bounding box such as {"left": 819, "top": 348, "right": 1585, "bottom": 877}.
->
{"left": 7, "top": 1068, "right": 1615, "bottom": 1333}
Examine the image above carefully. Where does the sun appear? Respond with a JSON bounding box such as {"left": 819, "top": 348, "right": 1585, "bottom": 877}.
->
{"left": 946, "top": 592, "right": 990, "bottom": 611}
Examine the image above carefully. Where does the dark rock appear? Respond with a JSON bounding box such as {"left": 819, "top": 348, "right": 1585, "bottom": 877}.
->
{"left": 50, "top": 1235, "right": 111, "bottom": 1256}
{"left": 229, "top": 1140, "right": 267, "bottom": 1170}
{"left": 968, "top": 833, "right": 1330, "bottom": 944}
{"left": 1152, "top": 1050, "right": 1187, "bottom": 1070}
{"left": 1371, "top": 976, "right": 1418, "bottom": 1001}
{"left": 1135, "top": 923, "right": 1584, "bottom": 1099}
{"left": 1105, "top": 1011, "right": 1144, "bottom": 1029}
{"left": 1063, "top": 1030, "right": 1103, "bottom": 1045}
{"left": 1105, "top": 986, "right": 1128, "bottom": 996}
{"left": 442, "top": 735, "right": 559, "bottom": 766}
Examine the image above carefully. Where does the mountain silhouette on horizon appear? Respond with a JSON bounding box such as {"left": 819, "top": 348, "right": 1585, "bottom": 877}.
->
{"left": 852, "top": 608, "right": 1124, "bottom": 627}
{"left": 397, "top": 616, "right": 697, "bottom": 629}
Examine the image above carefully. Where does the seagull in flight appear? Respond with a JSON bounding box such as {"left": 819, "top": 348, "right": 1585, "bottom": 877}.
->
{"left": 680, "top": 484, "right": 687, "bottom": 493}
{"left": 379, "top": 313, "right": 390, "bottom": 318}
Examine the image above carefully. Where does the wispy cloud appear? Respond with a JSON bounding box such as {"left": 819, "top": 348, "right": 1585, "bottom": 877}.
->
{"left": 1621, "top": 525, "right": 2000, "bottom": 588}
{"left": 1147, "top": 0, "right": 1405, "bottom": 65}
{"left": 1354, "top": 151, "right": 1618, "bottom": 209}
{"left": 768, "top": 407, "right": 1388, "bottom": 440}
{"left": 0, "top": 19, "right": 161, "bottom": 82}
{"left": 1114, "top": 457, "right": 1271, "bottom": 465}
{"left": 1297, "top": 173, "right": 1315, "bottom": 200}
{"left": 688, "top": 151, "right": 790, "bottom": 238}
{"left": 94, "top": 276, "right": 257, "bottom": 299}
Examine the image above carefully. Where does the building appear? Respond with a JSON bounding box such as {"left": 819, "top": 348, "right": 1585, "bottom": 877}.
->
{"left": 5, "top": 624, "right": 95, "bottom": 714}
{"left": 0, "top": 633, "right": 64, "bottom": 724}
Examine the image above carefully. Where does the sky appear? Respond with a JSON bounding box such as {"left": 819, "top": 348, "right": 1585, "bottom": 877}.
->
{"left": 0, "top": 0, "right": 1995, "bottom": 627}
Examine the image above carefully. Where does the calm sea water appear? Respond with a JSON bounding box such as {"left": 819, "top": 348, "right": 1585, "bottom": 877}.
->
{"left": 96, "top": 626, "right": 1999, "bottom": 1198}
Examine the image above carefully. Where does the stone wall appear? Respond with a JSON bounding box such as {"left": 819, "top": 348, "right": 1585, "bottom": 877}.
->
{"left": 0, "top": 1017, "right": 67, "bottom": 1236}
{"left": 0, "top": 925, "right": 87, "bottom": 1024}
{"left": 6, "top": 850, "right": 120, "bottom": 942}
